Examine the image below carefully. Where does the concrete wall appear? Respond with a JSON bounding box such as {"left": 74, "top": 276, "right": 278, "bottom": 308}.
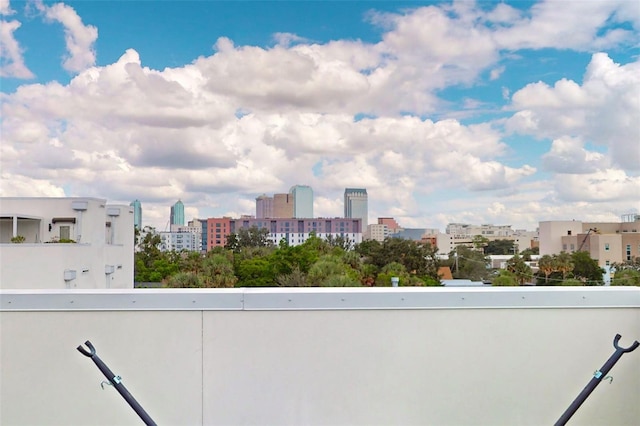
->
{"left": 1, "top": 287, "right": 639, "bottom": 426}
{"left": 0, "top": 198, "right": 134, "bottom": 289}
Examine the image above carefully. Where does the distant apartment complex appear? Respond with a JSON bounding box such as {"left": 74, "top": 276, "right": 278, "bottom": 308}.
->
{"left": 0, "top": 197, "right": 134, "bottom": 289}
{"left": 344, "top": 188, "right": 368, "bottom": 229}
{"left": 161, "top": 219, "right": 203, "bottom": 252}
{"left": 539, "top": 216, "right": 640, "bottom": 267}
{"left": 201, "top": 217, "right": 362, "bottom": 251}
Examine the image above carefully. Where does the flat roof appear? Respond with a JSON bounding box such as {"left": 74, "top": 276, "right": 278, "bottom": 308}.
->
{"left": 1, "top": 287, "right": 638, "bottom": 311}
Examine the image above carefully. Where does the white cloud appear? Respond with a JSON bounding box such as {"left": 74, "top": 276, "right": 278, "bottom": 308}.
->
{"left": 273, "top": 32, "right": 309, "bottom": 47}
{"left": 0, "top": 0, "right": 14, "bottom": 15}
{"left": 508, "top": 53, "right": 640, "bottom": 171}
{"left": 542, "top": 137, "right": 607, "bottom": 174}
{"left": 493, "top": 0, "right": 638, "bottom": 51}
{"left": 1, "top": 1, "right": 638, "bottom": 231}
{"left": 553, "top": 170, "right": 640, "bottom": 203}
{"left": 34, "top": 0, "right": 98, "bottom": 72}
{"left": 0, "top": 19, "right": 35, "bottom": 78}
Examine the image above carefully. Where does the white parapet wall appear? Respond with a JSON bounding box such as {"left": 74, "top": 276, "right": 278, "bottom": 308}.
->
{"left": 1, "top": 287, "right": 639, "bottom": 426}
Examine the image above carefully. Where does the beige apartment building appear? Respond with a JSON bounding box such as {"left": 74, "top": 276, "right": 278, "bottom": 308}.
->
{"left": 539, "top": 217, "right": 640, "bottom": 267}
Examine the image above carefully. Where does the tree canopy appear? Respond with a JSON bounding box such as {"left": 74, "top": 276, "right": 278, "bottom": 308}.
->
{"left": 136, "top": 232, "right": 443, "bottom": 288}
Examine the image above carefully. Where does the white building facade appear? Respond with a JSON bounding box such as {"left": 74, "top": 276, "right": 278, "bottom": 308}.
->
{"left": 160, "top": 231, "right": 200, "bottom": 252}
{"left": 0, "top": 197, "right": 134, "bottom": 289}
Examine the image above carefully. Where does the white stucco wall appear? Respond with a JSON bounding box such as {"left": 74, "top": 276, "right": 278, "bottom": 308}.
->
{"left": 1, "top": 287, "right": 638, "bottom": 426}
{"left": 0, "top": 198, "right": 134, "bottom": 289}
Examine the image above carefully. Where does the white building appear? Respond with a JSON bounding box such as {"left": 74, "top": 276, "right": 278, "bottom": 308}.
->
{"left": 160, "top": 231, "right": 200, "bottom": 252}
{"left": 0, "top": 197, "right": 134, "bottom": 289}
{"left": 437, "top": 223, "right": 538, "bottom": 254}
{"left": 366, "top": 223, "right": 390, "bottom": 242}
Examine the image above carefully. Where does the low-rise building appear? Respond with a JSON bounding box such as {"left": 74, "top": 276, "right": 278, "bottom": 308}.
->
{"left": 539, "top": 217, "right": 640, "bottom": 268}
{"left": 0, "top": 197, "right": 134, "bottom": 289}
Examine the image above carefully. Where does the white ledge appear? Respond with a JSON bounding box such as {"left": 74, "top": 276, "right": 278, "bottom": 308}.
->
{"left": 1, "top": 287, "right": 638, "bottom": 311}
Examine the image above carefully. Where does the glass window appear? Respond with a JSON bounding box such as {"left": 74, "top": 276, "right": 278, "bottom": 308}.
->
{"left": 604, "top": 243, "right": 609, "bottom": 251}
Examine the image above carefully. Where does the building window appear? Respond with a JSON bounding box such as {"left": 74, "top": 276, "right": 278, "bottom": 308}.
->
{"left": 567, "top": 230, "right": 572, "bottom": 236}
{"left": 562, "top": 244, "right": 567, "bottom": 251}
{"left": 570, "top": 244, "right": 575, "bottom": 251}
{"left": 605, "top": 260, "right": 610, "bottom": 266}
{"left": 627, "top": 244, "right": 632, "bottom": 261}
{"left": 604, "top": 243, "right": 609, "bottom": 251}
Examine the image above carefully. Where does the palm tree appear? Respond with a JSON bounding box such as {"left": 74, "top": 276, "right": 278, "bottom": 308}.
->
{"left": 555, "top": 252, "right": 574, "bottom": 280}
{"left": 538, "top": 255, "right": 555, "bottom": 284}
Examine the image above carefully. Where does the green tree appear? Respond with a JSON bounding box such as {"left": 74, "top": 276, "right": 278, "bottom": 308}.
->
{"left": 537, "top": 254, "right": 556, "bottom": 285}
{"left": 561, "top": 278, "right": 583, "bottom": 286}
{"left": 164, "top": 272, "right": 203, "bottom": 288}
{"left": 201, "top": 254, "right": 237, "bottom": 287}
{"left": 520, "top": 247, "right": 539, "bottom": 259}
{"left": 492, "top": 270, "right": 518, "bottom": 286}
{"left": 375, "top": 262, "right": 410, "bottom": 287}
{"left": 571, "top": 251, "right": 604, "bottom": 285}
{"left": 472, "top": 235, "right": 489, "bottom": 251}
{"left": 485, "top": 239, "right": 515, "bottom": 255}
{"left": 555, "top": 251, "right": 574, "bottom": 280}
{"left": 235, "top": 257, "right": 276, "bottom": 287}
{"left": 225, "top": 226, "right": 273, "bottom": 252}
{"left": 611, "top": 269, "right": 640, "bottom": 286}
{"left": 276, "top": 266, "right": 309, "bottom": 287}
{"left": 358, "top": 238, "right": 440, "bottom": 283}
{"left": 447, "top": 245, "right": 490, "bottom": 281}
{"left": 307, "top": 255, "right": 346, "bottom": 286}
{"left": 506, "top": 254, "right": 532, "bottom": 285}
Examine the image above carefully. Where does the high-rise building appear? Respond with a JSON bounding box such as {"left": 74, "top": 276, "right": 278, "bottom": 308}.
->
{"left": 256, "top": 195, "right": 274, "bottom": 219}
{"left": 344, "top": 188, "right": 368, "bottom": 229}
{"left": 289, "top": 185, "right": 313, "bottom": 218}
{"left": 129, "top": 199, "right": 142, "bottom": 229}
{"left": 170, "top": 200, "right": 185, "bottom": 226}
{"left": 273, "top": 193, "right": 293, "bottom": 218}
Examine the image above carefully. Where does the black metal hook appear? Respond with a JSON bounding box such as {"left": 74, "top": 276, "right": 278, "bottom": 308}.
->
{"left": 555, "top": 333, "right": 639, "bottom": 426}
{"left": 77, "top": 340, "right": 157, "bottom": 425}
{"left": 613, "top": 334, "right": 640, "bottom": 353}
{"left": 77, "top": 340, "right": 96, "bottom": 357}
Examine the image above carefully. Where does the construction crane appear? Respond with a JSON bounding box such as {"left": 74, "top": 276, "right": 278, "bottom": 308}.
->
{"left": 578, "top": 228, "right": 598, "bottom": 251}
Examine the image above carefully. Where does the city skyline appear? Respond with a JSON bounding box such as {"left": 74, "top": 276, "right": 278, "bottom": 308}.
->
{"left": 1, "top": 0, "right": 638, "bottom": 233}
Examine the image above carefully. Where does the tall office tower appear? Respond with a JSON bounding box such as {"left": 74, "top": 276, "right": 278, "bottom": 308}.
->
{"left": 256, "top": 194, "right": 274, "bottom": 218}
{"left": 344, "top": 188, "right": 368, "bottom": 229}
{"left": 170, "top": 200, "right": 185, "bottom": 226}
{"left": 273, "top": 193, "right": 294, "bottom": 218}
{"left": 289, "top": 185, "right": 313, "bottom": 218}
{"left": 129, "top": 199, "right": 142, "bottom": 229}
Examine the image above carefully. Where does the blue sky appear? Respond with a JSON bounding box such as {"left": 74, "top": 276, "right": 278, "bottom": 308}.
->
{"left": 1, "top": 0, "right": 639, "bottom": 231}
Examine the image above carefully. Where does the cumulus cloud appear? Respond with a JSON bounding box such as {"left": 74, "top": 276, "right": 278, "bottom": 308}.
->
{"left": 34, "top": 0, "right": 98, "bottom": 72}
{"left": 493, "top": 0, "right": 638, "bottom": 51}
{"left": 0, "top": 0, "right": 14, "bottom": 15}
{"left": 508, "top": 53, "right": 640, "bottom": 170}
{"left": 1, "top": 16, "right": 35, "bottom": 78}
{"left": 553, "top": 170, "right": 640, "bottom": 203}
{"left": 542, "top": 137, "right": 607, "bottom": 174}
{"left": 1, "top": 1, "right": 638, "bottom": 231}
